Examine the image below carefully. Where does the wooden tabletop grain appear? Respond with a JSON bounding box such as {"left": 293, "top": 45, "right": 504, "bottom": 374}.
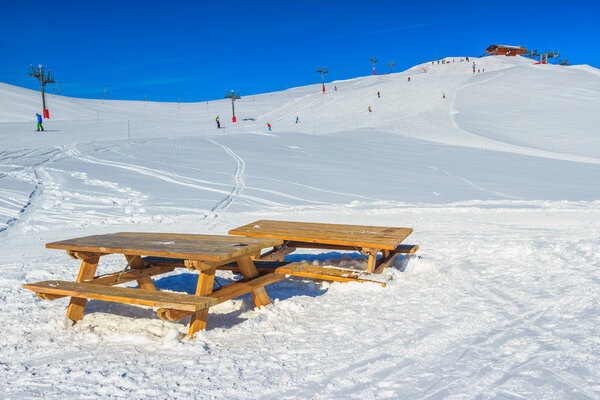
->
{"left": 46, "top": 232, "right": 283, "bottom": 262}
{"left": 229, "top": 220, "right": 412, "bottom": 250}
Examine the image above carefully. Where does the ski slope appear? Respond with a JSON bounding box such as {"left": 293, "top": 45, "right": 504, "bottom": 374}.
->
{"left": 1, "top": 56, "right": 599, "bottom": 399}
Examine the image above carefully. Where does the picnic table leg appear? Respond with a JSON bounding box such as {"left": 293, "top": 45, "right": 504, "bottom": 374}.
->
{"left": 236, "top": 256, "right": 271, "bottom": 308}
{"left": 188, "top": 266, "right": 216, "bottom": 337}
{"left": 374, "top": 249, "right": 401, "bottom": 274}
{"left": 125, "top": 254, "right": 156, "bottom": 291}
{"left": 66, "top": 253, "right": 101, "bottom": 322}
{"left": 365, "top": 249, "right": 380, "bottom": 274}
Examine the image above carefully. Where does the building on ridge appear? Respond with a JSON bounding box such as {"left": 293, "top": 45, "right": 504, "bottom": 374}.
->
{"left": 485, "top": 45, "right": 527, "bottom": 56}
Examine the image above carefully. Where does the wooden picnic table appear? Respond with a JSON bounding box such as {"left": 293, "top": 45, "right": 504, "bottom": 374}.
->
{"left": 229, "top": 220, "right": 418, "bottom": 274}
{"left": 23, "top": 232, "right": 283, "bottom": 337}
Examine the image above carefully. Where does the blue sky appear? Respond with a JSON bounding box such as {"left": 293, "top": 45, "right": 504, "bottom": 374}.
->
{"left": 1, "top": 0, "right": 597, "bottom": 102}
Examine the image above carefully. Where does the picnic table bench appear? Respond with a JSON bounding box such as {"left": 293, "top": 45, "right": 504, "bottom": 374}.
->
{"left": 23, "top": 232, "right": 283, "bottom": 337}
{"left": 229, "top": 220, "right": 418, "bottom": 275}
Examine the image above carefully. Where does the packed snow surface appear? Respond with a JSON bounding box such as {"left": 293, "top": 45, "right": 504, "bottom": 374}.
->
{"left": 1, "top": 56, "right": 599, "bottom": 399}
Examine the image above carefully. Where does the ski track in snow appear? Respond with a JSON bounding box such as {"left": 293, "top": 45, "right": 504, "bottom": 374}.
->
{"left": 0, "top": 147, "right": 63, "bottom": 234}
{"left": 207, "top": 137, "right": 246, "bottom": 214}
{"left": 429, "top": 166, "right": 521, "bottom": 200}
{"left": 62, "top": 143, "right": 283, "bottom": 209}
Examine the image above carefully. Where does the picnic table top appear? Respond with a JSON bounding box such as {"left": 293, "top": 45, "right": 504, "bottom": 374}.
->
{"left": 46, "top": 232, "right": 283, "bottom": 263}
{"left": 228, "top": 220, "right": 413, "bottom": 250}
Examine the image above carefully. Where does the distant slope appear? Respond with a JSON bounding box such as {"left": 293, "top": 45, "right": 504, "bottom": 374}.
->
{"left": 1, "top": 56, "right": 600, "bottom": 161}
{"left": 454, "top": 63, "right": 600, "bottom": 159}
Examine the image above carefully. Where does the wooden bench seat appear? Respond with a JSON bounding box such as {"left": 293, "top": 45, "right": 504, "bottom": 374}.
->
{"left": 220, "top": 261, "right": 389, "bottom": 287}
{"left": 23, "top": 280, "right": 218, "bottom": 312}
{"left": 392, "top": 244, "right": 419, "bottom": 254}
{"left": 280, "top": 242, "right": 418, "bottom": 254}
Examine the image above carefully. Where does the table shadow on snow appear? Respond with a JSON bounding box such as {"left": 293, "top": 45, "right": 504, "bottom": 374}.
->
{"left": 79, "top": 250, "right": 411, "bottom": 331}
{"left": 81, "top": 253, "right": 345, "bottom": 331}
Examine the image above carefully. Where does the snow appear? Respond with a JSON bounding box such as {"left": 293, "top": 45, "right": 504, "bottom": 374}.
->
{"left": 1, "top": 55, "right": 599, "bottom": 398}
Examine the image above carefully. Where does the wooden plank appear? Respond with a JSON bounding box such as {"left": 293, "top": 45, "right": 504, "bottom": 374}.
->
{"left": 230, "top": 220, "right": 412, "bottom": 245}
{"left": 391, "top": 244, "right": 419, "bottom": 254}
{"left": 91, "top": 265, "right": 175, "bottom": 286}
{"left": 256, "top": 245, "right": 296, "bottom": 261}
{"left": 125, "top": 254, "right": 157, "bottom": 291}
{"left": 286, "top": 241, "right": 357, "bottom": 250}
{"left": 36, "top": 265, "right": 175, "bottom": 301}
{"left": 46, "top": 232, "right": 282, "bottom": 263}
{"left": 236, "top": 256, "right": 270, "bottom": 308}
{"left": 136, "top": 276, "right": 156, "bottom": 291}
{"left": 66, "top": 251, "right": 106, "bottom": 261}
{"left": 374, "top": 252, "right": 401, "bottom": 274}
{"left": 66, "top": 254, "right": 100, "bottom": 321}
{"left": 125, "top": 254, "right": 145, "bottom": 268}
{"left": 142, "top": 256, "right": 185, "bottom": 265}
{"left": 364, "top": 248, "right": 379, "bottom": 274}
{"left": 36, "top": 292, "right": 64, "bottom": 300}
{"left": 211, "top": 272, "right": 285, "bottom": 303}
{"left": 229, "top": 220, "right": 412, "bottom": 250}
{"left": 184, "top": 259, "right": 218, "bottom": 271}
{"left": 157, "top": 273, "right": 286, "bottom": 321}
{"left": 223, "top": 261, "right": 387, "bottom": 286}
{"left": 287, "top": 265, "right": 387, "bottom": 287}
{"left": 257, "top": 241, "right": 419, "bottom": 254}
{"left": 23, "top": 280, "right": 218, "bottom": 311}
{"left": 188, "top": 266, "right": 216, "bottom": 337}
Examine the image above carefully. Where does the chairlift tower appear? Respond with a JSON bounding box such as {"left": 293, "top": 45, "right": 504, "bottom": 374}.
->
{"left": 540, "top": 50, "right": 560, "bottom": 64}
{"left": 317, "top": 68, "right": 328, "bottom": 93}
{"left": 546, "top": 50, "right": 560, "bottom": 61}
{"left": 29, "top": 64, "right": 55, "bottom": 118}
{"left": 388, "top": 61, "right": 395, "bottom": 74}
{"left": 369, "top": 57, "right": 378, "bottom": 75}
{"left": 225, "top": 90, "right": 241, "bottom": 122}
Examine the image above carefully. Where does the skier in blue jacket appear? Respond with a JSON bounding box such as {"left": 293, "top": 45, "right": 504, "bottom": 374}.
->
{"left": 36, "top": 113, "right": 44, "bottom": 132}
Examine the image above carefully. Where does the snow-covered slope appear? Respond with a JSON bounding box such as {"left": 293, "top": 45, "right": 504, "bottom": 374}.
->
{"left": 1, "top": 56, "right": 599, "bottom": 398}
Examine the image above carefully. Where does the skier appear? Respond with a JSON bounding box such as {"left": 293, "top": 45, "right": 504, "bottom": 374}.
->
{"left": 472, "top": 63, "right": 476, "bottom": 74}
{"left": 267, "top": 123, "right": 272, "bottom": 131}
{"left": 377, "top": 91, "right": 380, "bottom": 98}
{"left": 466, "top": 56, "right": 469, "bottom": 62}
{"left": 216, "top": 115, "right": 220, "bottom": 128}
{"left": 295, "top": 116, "right": 299, "bottom": 124}
{"left": 443, "top": 92, "right": 446, "bottom": 99}
{"left": 334, "top": 86, "right": 337, "bottom": 91}
{"left": 36, "top": 113, "right": 44, "bottom": 132}
{"left": 408, "top": 77, "right": 411, "bottom": 82}
{"left": 368, "top": 106, "right": 372, "bottom": 112}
